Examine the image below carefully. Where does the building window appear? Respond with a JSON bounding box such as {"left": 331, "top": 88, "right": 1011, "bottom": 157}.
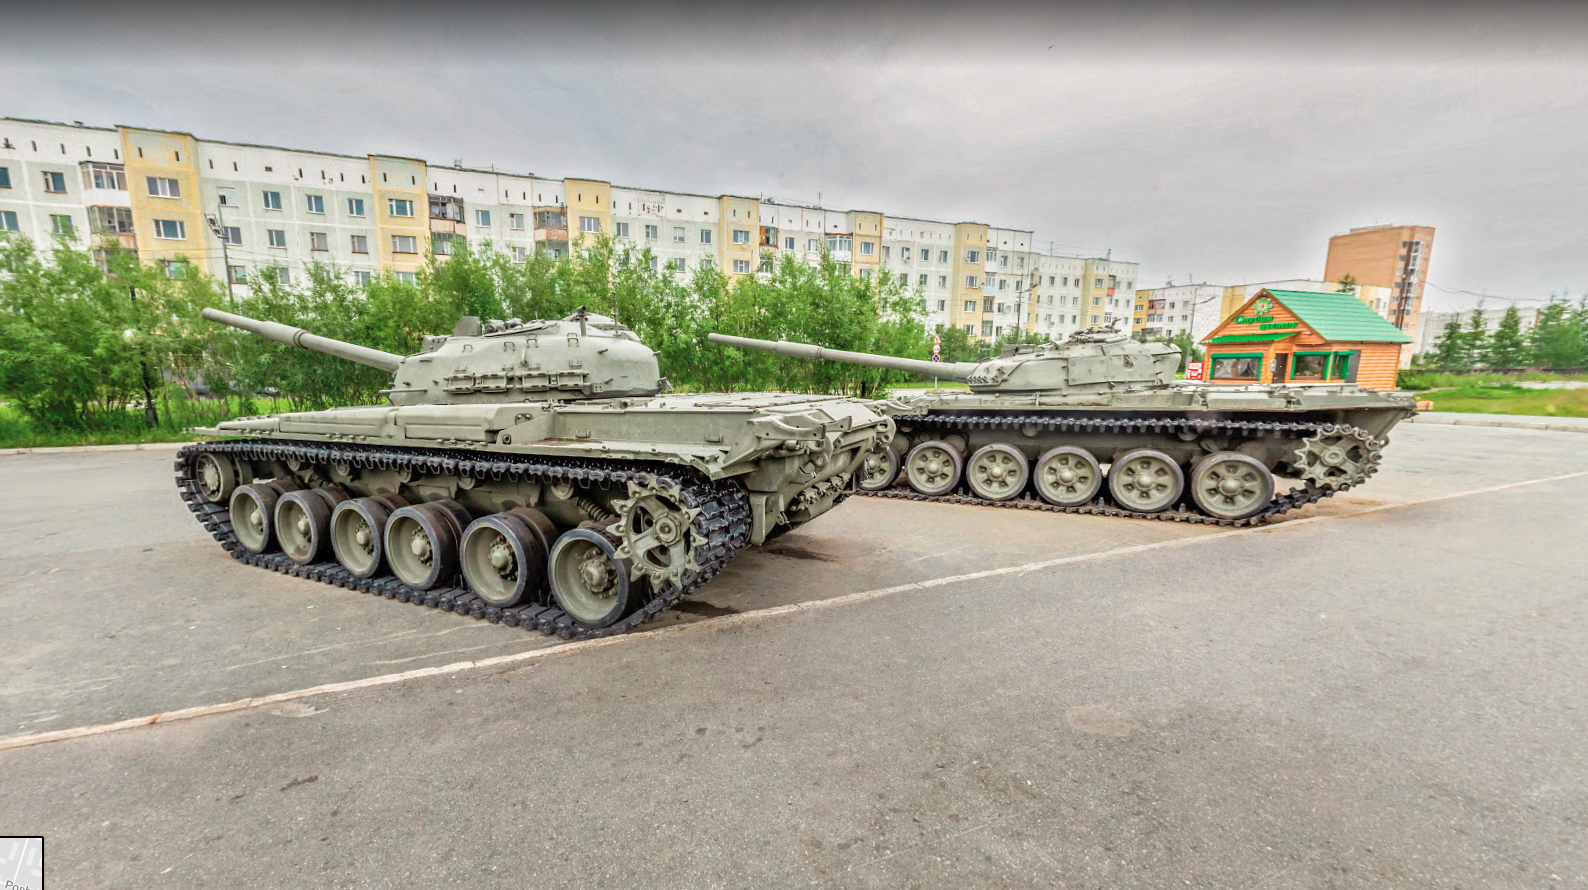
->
{"left": 1095, "top": 278, "right": 1104, "bottom": 287}
{"left": 938, "top": 276, "right": 948, "bottom": 287}
{"left": 263, "top": 190, "right": 283, "bottom": 211}
{"left": 647, "top": 255, "right": 658, "bottom": 271}
{"left": 826, "top": 235, "right": 852, "bottom": 253}
{"left": 0, "top": 167, "right": 10, "bottom": 189}
{"left": 0, "top": 210, "right": 20, "bottom": 232}
{"left": 306, "top": 194, "right": 325, "bottom": 214}
{"left": 510, "top": 213, "right": 526, "bottom": 231}
{"left": 965, "top": 276, "right": 978, "bottom": 288}
{"left": 143, "top": 176, "right": 179, "bottom": 198}
{"left": 937, "top": 300, "right": 946, "bottom": 311}
{"left": 476, "top": 209, "right": 491, "bottom": 227}
{"left": 152, "top": 219, "right": 184, "bottom": 240}
{"left": 163, "top": 260, "right": 186, "bottom": 279}
{"left": 967, "top": 250, "right": 979, "bottom": 263}
{"left": 510, "top": 246, "right": 527, "bottom": 261}
{"left": 983, "top": 298, "right": 994, "bottom": 312}
{"left": 672, "top": 257, "right": 687, "bottom": 271}
{"left": 704, "top": 230, "right": 716, "bottom": 245}
{"left": 310, "top": 232, "right": 329, "bottom": 251}
{"left": 268, "top": 229, "right": 287, "bottom": 248}
{"left": 733, "top": 259, "right": 751, "bottom": 274}
{"left": 43, "top": 171, "right": 69, "bottom": 193}
{"left": 860, "top": 268, "right": 873, "bottom": 281}
{"left": 981, "top": 320, "right": 993, "bottom": 336}
{"left": 732, "top": 229, "right": 750, "bottom": 245}
{"left": 432, "top": 232, "right": 455, "bottom": 255}
{"left": 860, "top": 241, "right": 874, "bottom": 256}
{"left": 901, "top": 247, "right": 911, "bottom": 261}
{"left": 1211, "top": 354, "right": 1263, "bottom": 380}
{"left": 395, "top": 271, "right": 416, "bottom": 284}
{"left": 784, "top": 236, "right": 795, "bottom": 250}
{"left": 579, "top": 216, "right": 601, "bottom": 233}
{"left": 388, "top": 198, "right": 413, "bottom": 217}
{"left": 351, "top": 234, "right": 368, "bottom": 254}
{"left": 645, "top": 225, "right": 658, "bottom": 240}
{"left": 275, "top": 267, "right": 291, "bottom": 285}
{"left": 1093, "top": 297, "right": 1102, "bottom": 306}
{"left": 229, "top": 265, "right": 246, "bottom": 284}
{"left": 808, "top": 239, "right": 820, "bottom": 251}
{"left": 220, "top": 226, "right": 241, "bottom": 244}
{"left": 963, "top": 324, "right": 974, "bottom": 335}
{"left": 614, "top": 221, "right": 629, "bottom": 237}
{"left": 352, "top": 270, "right": 372, "bottom": 286}
{"left": 51, "top": 214, "right": 75, "bottom": 235}
{"left": 964, "top": 301, "right": 977, "bottom": 312}
{"left": 84, "top": 163, "right": 126, "bottom": 191}
{"left": 392, "top": 235, "right": 418, "bottom": 254}
{"left": 998, "top": 279, "right": 1007, "bottom": 291}
{"left": 348, "top": 198, "right": 366, "bottom": 217}
{"left": 673, "top": 226, "right": 685, "bottom": 242}
{"left": 918, "top": 274, "right": 928, "bottom": 286}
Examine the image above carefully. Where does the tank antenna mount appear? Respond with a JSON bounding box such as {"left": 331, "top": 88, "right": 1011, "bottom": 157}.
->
{"left": 574, "top": 305, "right": 588, "bottom": 338}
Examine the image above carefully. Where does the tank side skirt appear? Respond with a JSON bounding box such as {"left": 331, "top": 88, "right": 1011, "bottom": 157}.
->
{"left": 870, "top": 412, "right": 1383, "bottom": 526}
{"left": 175, "top": 440, "right": 751, "bottom": 641}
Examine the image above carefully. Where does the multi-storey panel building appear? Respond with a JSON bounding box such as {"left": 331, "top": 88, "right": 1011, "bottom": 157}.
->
{"left": 1, "top": 116, "right": 1139, "bottom": 343}
{"left": 1131, "top": 283, "right": 1225, "bottom": 343}
{"left": 1323, "top": 223, "right": 1436, "bottom": 342}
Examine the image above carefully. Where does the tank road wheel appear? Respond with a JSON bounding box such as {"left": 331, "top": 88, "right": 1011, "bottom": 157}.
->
{"left": 461, "top": 512, "right": 551, "bottom": 608}
{"left": 549, "top": 529, "right": 636, "bottom": 628}
{"left": 275, "top": 487, "right": 348, "bottom": 565}
{"left": 966, "top": 444, "right": 1030, "bottom": 502}
{"left": 904, "top": 440, "right": 964, "bottom": 497}
{"left": 194, "top": 452, "right": 237, "bottom": 504}
{"left": 384, "top": 500, "right": 471, "bottom": 590}
{"left": 1289, "top": 425, "right": 1382, "bottom": 490}
{"left": 1189, "top": 452, "right": 1275, "bottom": 521}
{"left": 230, "top": 483, "right": 287, "bottom": 554}
{"left": 858, "top": 444, "right": 902, "bottom": 492}
{"left": 611, "top": 479, "right": 703, "bottom": 593}
{"left": 1033, "top": 446, "right": 1103, "bottom": 507}
{"left": 1108, "top": 449, "right": 1185, "bottom": 514}
{"left": 331, "top": 495, "right": 409, "bottom": 578}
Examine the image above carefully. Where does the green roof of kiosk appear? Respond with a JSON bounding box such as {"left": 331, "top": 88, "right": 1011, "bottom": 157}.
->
{"left": 1261, "top": 289, "right": 1414, "bottom": 343}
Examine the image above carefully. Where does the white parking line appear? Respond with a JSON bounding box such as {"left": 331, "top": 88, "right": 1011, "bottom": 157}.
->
{"left": 2, "top": 468, "right": 1585, "bottom": 755}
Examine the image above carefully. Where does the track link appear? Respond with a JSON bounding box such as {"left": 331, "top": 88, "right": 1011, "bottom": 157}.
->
{"left": 176, "top": 440, "right": 751, "bottom": 640}
{"left": 861, "top": 413, "right": 1381, "bottom": 527}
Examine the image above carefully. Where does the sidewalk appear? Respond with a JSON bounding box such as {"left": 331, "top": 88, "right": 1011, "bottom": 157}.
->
{"left": 0, "top": 441, "right": 190, "bottom": 457}
{"left": 1408, "top": 412, "right": 1588, "bottom": 434}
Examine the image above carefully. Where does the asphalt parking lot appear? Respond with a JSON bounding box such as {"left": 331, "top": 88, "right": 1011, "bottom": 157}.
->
{"left": 2, "top": 422, "right": 1586, "bottom": 888}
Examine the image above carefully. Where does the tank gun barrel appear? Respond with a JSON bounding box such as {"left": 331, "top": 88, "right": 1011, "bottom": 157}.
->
{"left": 707, "top": 333, "right": 977, "bottom": 382}
{"left": 202, "top": 308, "right": 403, "bottom": 373}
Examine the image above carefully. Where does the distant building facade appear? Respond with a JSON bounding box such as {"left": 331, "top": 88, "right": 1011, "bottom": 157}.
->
{"left": 1323, "top": 223, "right": 1436, "bottom": 342}
{"left": 0, "top": 116, "right": 1135, "bottom": 344}
{"left": 1414, "top": 306, "right": 1541, "bottom": 357}
{"left": 1130, "top": 282, "right": 1224, "bottom": 344}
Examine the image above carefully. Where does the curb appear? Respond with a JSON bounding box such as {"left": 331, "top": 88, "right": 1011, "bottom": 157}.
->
{"left": 0, "top": 441, "right": 193, "bottom": 457}
{"left": 1407, "top": 415, "right": 1588, "bottom": 434}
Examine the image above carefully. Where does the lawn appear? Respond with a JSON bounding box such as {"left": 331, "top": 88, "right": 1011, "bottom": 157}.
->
{"left": 1416, "top": 384, "right": 1588, "bottom": 418}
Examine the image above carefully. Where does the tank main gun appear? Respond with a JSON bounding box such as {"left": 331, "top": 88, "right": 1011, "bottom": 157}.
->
{"left": 202, "top": 307, "right": 403, "bottom": 373}
{"left": 707, "top": 333, "right": 980, "bottom": 383}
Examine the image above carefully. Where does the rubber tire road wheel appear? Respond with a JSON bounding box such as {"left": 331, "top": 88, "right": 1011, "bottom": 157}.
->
{"left": 276, "top": 487, "right": 348, "bottom": 565}
{"left": 194, "top": 452, "right": 237, "bottom": 504}
{"left": 1189, "top": 451, "right": 1274, "bottom": 521}
{"left": 858, "top": 444, "right": 902, "bottom": 492}
{"left": 965, "top": 443, "right": 1030, "bottom": 502}
{"left": 549, "top": 528, "right": 637, "bottom": 628}
{"left": 331, "top": 495, "right": 409, "bottom": 578}
{"left": 384, "top": 500, "right": 471, "bottom": 590}
{"left": 230, "top": 483, "right": 287, "bottom": 554}
{"left": 904, "top": 440, "right": 964, "bottom": 497}
{"left": 1032, "top": 446, "right": 1103, "bottom": 507}
{"left": 461, "top": 513, "right": 549, "bottom": 608}
{"left": 1107, "top": 448, "right": 1185, "bottom": 514}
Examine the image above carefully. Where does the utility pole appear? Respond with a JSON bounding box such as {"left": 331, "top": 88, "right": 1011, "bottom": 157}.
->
{"left": 207, "top": 203, "right": 235, "bottom": 301}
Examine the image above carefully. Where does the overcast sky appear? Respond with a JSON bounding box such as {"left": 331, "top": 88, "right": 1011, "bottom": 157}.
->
{"left": 4, "top": 3, "right": 1586, "bottom": 310}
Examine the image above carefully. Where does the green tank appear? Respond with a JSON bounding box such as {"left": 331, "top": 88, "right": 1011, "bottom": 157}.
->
{"left": 178, "top": 308, "right": 902, "bottom": 639}
{"left": 708, "top": 327, "right": 1417, "bottom": 525}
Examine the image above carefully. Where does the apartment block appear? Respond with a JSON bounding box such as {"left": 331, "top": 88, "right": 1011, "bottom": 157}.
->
{"left": 1131, "top": 283, "right": 1225, "bottom": 343}
{"left": 1323, "top": 223, "right": 1436, "bottom": 342}
{"left": 1, "top": 117, "right": 1138, "bottom": 343}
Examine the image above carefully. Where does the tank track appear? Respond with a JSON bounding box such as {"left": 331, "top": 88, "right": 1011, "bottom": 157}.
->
{"left": 861, "top": 413, "right": 1380, "bottom": 527}
{"left": 175, "top": 440, "right": 751, "bottom": 640}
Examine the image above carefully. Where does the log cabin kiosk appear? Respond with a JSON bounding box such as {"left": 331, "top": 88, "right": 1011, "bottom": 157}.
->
{"left": 1199, "top": 289, "right": 1413, "bottom": 390}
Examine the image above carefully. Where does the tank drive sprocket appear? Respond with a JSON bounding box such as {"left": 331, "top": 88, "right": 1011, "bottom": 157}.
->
{"left": 1287, "top": 424, "right": 1384, "bottom": 490}
{"left": 608, "top": 476, "right": 706, "bottom": 592}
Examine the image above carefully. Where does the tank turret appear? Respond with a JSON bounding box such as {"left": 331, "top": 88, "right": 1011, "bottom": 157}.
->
{"left": 204, "top": 306, "right": 665, "bottom": 406}
{"left": 708, "top": 325, "right": 1180, "bottom": 393}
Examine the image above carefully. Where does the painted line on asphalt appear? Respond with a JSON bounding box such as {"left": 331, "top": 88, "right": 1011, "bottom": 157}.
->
{"left": 3, "top": 467, "right": 1586, "bottom": 755}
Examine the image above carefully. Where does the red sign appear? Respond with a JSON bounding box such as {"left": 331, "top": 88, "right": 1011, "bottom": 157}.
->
{"left": 932, "top": 333, "right": 941, "bottom": 362}
{"left": 1185, "top": 361, "right": 1205, "bottom": 382}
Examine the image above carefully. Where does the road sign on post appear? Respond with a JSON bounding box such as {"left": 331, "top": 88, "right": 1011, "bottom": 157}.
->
{"left": 1185, "top": 361, "right": 1205, "bottom": 382}
{"left": 932, "top": 333, "right": 941, "bottom": 362}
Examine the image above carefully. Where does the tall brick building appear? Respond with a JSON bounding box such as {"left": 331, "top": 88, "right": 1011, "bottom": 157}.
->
{"left": 1323, "top": 224, "right": 1435, "bottom": 346}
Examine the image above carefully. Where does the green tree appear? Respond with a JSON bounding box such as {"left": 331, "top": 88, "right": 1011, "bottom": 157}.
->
{"left": 1463, "top": 308, "right": 1489, "bottom": 367}
{"left": 1529, "top": 298, "right": 1586, "bottom": 369}
{"left": 1483, "top": 305, "right": 1528, "bottom": 369}
{"left": 1335, "top": 273, "right": 1359, "bottom": 295}
{"left": 1429, "top": 317, "right": 1467, "bottom": 368}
